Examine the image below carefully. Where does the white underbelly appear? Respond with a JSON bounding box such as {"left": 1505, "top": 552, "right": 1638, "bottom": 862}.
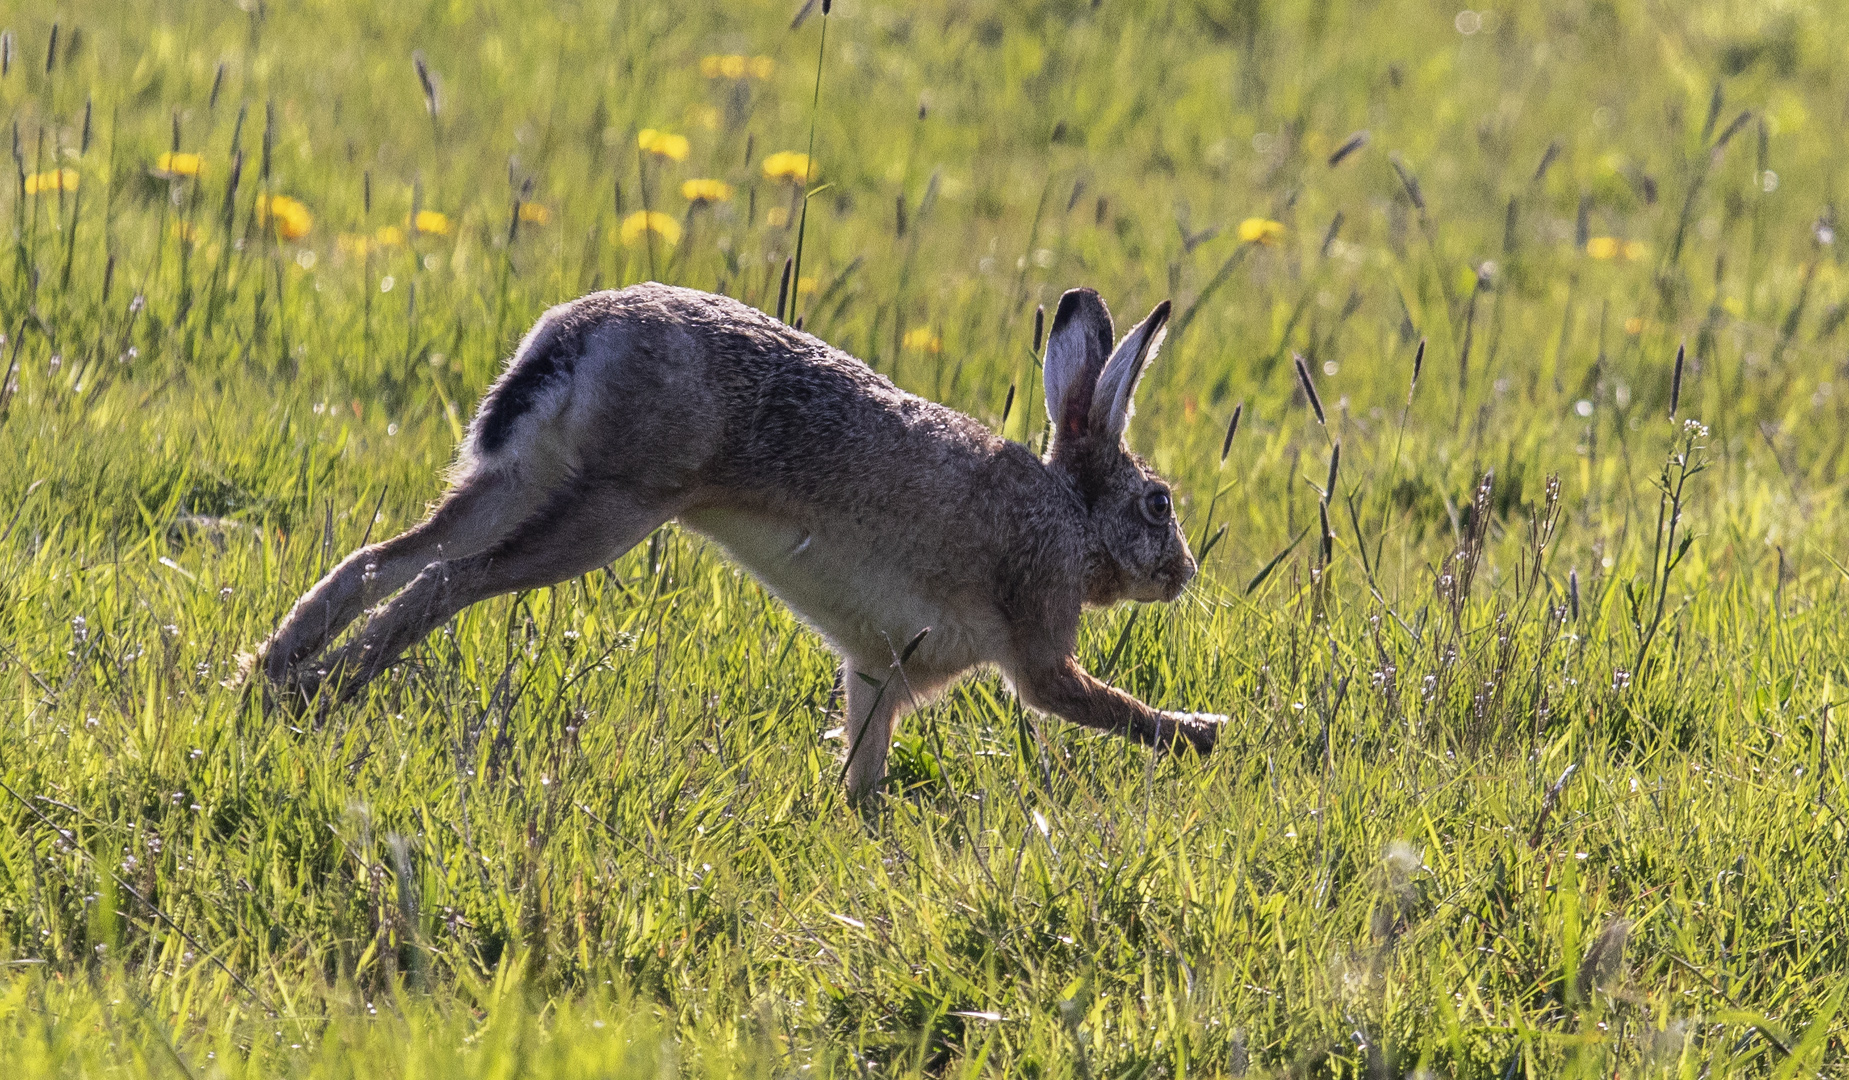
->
{"left": 679, "top": 507, "right": 984, "bottom": 672}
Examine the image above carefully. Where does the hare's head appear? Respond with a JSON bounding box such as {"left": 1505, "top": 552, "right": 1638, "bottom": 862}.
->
{"left": 1042, "top": 288, "right": 1196, "bottom": 605}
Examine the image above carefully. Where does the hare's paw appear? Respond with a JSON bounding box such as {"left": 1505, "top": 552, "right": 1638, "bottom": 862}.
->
{"left": 262, "top": 667, "right": 322, "bottom": 719}
{"left": 1161, "top": 711, "right": 1226, "bottom": 756}
{"left": 258, "top": 627, "right": 310, "bottom": 686}
{"left": 251, "top": 646, "right": 339, "bottom": 719}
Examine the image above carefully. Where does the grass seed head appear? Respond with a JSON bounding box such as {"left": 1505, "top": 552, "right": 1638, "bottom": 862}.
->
{"left": 1294, "top": 353, "right": 1326, "bottom": 425}
{"left": 1533, "top": 139, "right": 1560, "bottom": 183}
{"left": 230, "top": 101, "right": 246, "bottom": 156}
{"left": 1328, "top": 130, "right": 1368, "bottom": 167}
{"left": 1670, "top": 341, "right": 1685, "bottom": 418}
{"left": 1389, "top": 153, "right": 1425, "bottom": 212}
{"left": 1321, "top": 210, "right": 1345, "bottom": 258}
{"left": 261, "top": 99, "right": 274, "bottom": 182}
{"left": 413, "top": 50, "right": 439, "bottom": 115}
{"left": 1713, "top": 109, "right": 1752, "bottom": 152}
{"left": 220, "top": 151, "right": 242, "bottom": 223}
{"left": 1220, "top": 402, "right": 1243, "bottom": 464}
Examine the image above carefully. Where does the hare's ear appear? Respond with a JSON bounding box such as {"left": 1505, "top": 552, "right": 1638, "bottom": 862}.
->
{"left": 1089, "top": 300, "right": 1170, "bottom": 444}
{"left": 1043, "top": 288, "right": 1115, "bottom": 443}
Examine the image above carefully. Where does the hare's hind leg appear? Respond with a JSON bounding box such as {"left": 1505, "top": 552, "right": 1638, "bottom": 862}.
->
{"left": 263, "top": 468, "right": 542, "bottom": 689}
{"left": 302, "top": 482, "right": 671, "bottom": 704}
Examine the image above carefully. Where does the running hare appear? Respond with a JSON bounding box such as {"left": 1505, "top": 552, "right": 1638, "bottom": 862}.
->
{"left": 264, "top": 282, "right": 1223, "bottom": 800}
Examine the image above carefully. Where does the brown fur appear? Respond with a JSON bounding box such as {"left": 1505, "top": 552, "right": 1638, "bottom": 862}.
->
{"left": 264, "top": 283, "right": 1223, "bottom": 801}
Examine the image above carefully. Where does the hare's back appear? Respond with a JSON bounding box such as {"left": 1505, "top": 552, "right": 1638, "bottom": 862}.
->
{"left": 607, "top": 285, "right": 1018, "bottom": 507}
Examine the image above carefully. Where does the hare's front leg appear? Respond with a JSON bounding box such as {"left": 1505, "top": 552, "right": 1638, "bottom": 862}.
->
{"left": 840, "top": 661, "right": 904, "bottom": 804}
{"left": 1011, "top": 656, "right": 1222, "bottom": 755}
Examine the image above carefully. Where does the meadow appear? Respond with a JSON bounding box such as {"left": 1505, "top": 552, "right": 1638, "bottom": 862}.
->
{"left": 2, "top": 0, "right": 1848, "bottom": 1074}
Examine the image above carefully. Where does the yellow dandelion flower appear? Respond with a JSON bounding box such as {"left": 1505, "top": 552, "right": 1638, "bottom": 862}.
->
{"left": 619, "top": 210, "right": 681, "bottom": 247}
{"left": 1624, "top": 316, "right": 1645, "bottom": 335}
{"left": 256, "top": 194, "right": 313, "bottom": 240}
{"left": 24, "top": 168, "right": 80, "bottom": 195}
{"left": 902, "top": 327, "right": 942, "bottom": 353}
{"left": 517, "top": 202, "right": 552, "bottom": 225}
{"left": 762, "top": 151, "right": 815, "bottom": 182}
{"left": 686, "top": 104, "right": 721, "bottom": 131}
{"left": 337, "top": 234, "right": 373, "bottom": 258}
{"left": 797, "top": 276, "right": 817, "bottom": 296}
{"left": 154, "top": 152, "right": 205, "bottom": 178}
{"left": 1454, "top": 264, "right": 1481, "bottom": 298}
{"left": 680, "top": 178, "right": 734, "bottom": 203}
{"left": 637, "top": 129, "right": 690, "bottom": 162}
{"left": 1585, "top": 236, "right": 1619, "bottom": 259}
{"left": 700, "top": 54, "right": 775, "bottom": 80}
{"left": 411, "top": 210, "right": 452, "bottom": 236}
{"left": 374, "top": 225, "right": 406, "bottom": 247}
{"left": 766, "top": 206, "right": 791, "bottom": 228}
{"left": 1237, "top": 217, "right": 1286, "bottom": 245}
{"left": 1621, "top": 240, "right": 1647, "bottom": 261}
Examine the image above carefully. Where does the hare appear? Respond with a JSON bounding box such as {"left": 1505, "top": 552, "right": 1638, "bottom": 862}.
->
{"left": 263, "top": 282, "right": 1223, "bottom": 800}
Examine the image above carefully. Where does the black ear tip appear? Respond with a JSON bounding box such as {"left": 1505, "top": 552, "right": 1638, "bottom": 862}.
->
{"left": 1052, "top": 286, "right": 1106, "bottom": 326}
{"left": 1049, "top": 288, "right": 1116, "bottom": 363}
{"left": 1148, "top": 299, "right": 1172, "bottom": 328}
{"left": 1051, "top": 289, "right": 1091, "bottom": 333}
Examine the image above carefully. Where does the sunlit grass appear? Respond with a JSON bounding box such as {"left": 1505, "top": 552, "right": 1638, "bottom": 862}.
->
{"left": 2, "top": 0, "right": 1848, "bottom": 1075}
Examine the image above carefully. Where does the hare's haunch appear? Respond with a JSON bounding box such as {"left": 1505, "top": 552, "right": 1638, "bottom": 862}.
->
{"left": 264, "top": 283, "right": 1224, "bottom": 800}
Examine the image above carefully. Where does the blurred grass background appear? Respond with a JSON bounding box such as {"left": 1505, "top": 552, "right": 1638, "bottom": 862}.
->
{"left": 2, "top": 0, "right": 1848, "bottom": 1075}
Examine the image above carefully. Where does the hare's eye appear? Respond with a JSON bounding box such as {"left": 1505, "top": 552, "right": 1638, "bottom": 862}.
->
{"left": 1141, "top": 489, "right": 1172, "bottom": 525}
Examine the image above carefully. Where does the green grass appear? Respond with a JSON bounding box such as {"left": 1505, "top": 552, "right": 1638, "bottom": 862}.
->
{"left": 3, "top": 0, "right": 1849, "bottom": 1074}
